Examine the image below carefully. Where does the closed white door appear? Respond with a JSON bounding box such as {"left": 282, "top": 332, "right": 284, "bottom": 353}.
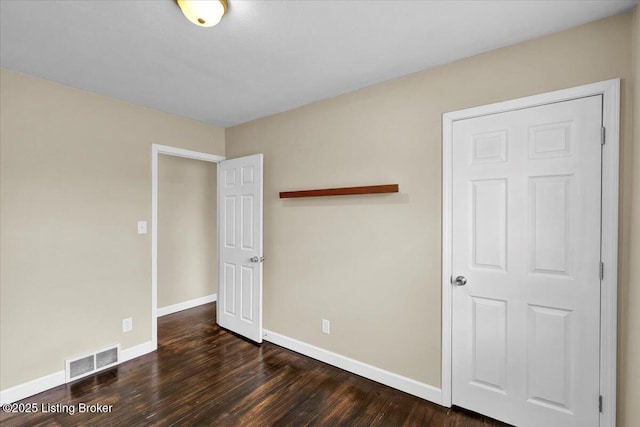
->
{"left": 451, "top": 96, "right": 602, "bottom": 427}
{"left": 217, "top": 154, "right": 263, "bottom": 343}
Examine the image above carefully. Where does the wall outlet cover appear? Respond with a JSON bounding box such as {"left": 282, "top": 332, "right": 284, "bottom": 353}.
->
{"left": 122, "top": 317, "right": 133, "bottom": 332}
{"left": 137, "top": 221, "right": 147, "bottom": 235}
{"left": 322, "top": 319, "right": 330, "bottom": 334}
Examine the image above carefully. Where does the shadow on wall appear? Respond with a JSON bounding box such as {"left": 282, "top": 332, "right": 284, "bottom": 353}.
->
{"left": 281, "top": 193, "right": 410, "bottom": 207}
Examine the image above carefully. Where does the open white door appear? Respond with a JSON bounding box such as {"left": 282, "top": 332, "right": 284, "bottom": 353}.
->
{"left": 217, "top": 154, "right": 263, "bottom": 343}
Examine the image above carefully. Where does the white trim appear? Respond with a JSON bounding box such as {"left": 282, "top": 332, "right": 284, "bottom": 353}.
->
{"left": 262, "top": 329, "right": 442, "bottom": 404}
{"left": 157, "top": 294, "right": 217, "bottom": 317}
{"left": 441, "top": 79, "right": 620, "bottom": 426}
{"left": 152, "top": 144, "right": 226, "bottom": 163}
{"left": 120, "top": 341, "right": 155, "bottom": 363}
{"left": 0, "top": 340, "right": 154, "bottom": 404}
{"left": 0, "top": 370, "right": 65, "bottom": 405}
{"left": 441, "top": 106, "right": 454, "bottom": 407}
{"left": 598, "top": 79, "right": 620, "bottom": 427}
{"left": 151, "top": 144, "right": 225, "bottom": 351}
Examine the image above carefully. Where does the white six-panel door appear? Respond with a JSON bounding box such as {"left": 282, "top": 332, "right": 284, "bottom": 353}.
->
{"left": 217, "top": 154, "right": 263, "bottom": 343}
{"left": 451, "top": 96, "right": 602, "bottom": 426}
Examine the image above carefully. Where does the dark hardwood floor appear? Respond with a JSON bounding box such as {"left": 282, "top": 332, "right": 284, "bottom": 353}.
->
{"left": 0, "top": 303, "right": 508, "bottom": 426}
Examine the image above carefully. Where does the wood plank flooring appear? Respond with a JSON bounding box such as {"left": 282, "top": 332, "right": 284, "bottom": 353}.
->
{"left": 0, "top": 303, "right": 509, "bottom": 426}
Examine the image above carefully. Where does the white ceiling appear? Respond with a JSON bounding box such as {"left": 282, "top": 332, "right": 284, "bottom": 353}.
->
{"left": 1, "top": 0, "right": 636, "bottom": 127}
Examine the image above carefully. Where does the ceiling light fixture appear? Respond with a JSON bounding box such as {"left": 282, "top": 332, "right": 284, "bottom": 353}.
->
{"left": 177, "top": 0, "right": 227, "bottom": 28}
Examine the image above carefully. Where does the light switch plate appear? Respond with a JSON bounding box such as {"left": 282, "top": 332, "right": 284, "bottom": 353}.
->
{"left": 137, "top": 221, "right": 147, "bottom": 235}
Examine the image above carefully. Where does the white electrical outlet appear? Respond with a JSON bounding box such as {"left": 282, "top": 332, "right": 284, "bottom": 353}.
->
{"left": 322, "top": 319, "right": 330, "bottom": 334}
{"left": 137, "top": 221, "right": 147, "bottom": 235}
{"left": 122, "top": 317, "right": 133, "bottom": 332}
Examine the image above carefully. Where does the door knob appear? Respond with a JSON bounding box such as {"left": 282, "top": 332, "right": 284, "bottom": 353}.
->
{"left": 250, "top": 256, "right": 264, "bottom": 263}
{"left": 453, "top": 276, "right": 467, "bottom": 286}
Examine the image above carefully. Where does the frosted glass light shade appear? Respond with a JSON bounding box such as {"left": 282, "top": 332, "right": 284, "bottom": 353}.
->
{"left": 177, "top": 0, "right": 227, "bottom": 28}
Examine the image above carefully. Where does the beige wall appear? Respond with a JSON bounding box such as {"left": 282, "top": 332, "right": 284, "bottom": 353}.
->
{"left": 1, "top": 8, "right": 637, "bottom": 424}
{"left": 158, "top": 155, "right": 217, "bottom": 308}
{"left": 620, "top": 6, "right": 640, "bottom": 426}
{"left": 0, "top": 69, "right": 224, "bottom": 389}
{"left": 226, "top": 9, "right": 635, "bottom": 410}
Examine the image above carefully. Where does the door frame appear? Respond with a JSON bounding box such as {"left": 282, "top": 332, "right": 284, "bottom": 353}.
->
{"left": 441, "top": 79, "right": 620, "bottom": 427}
{"left": 151, "top": 144, "right": 225, "bottom": 350}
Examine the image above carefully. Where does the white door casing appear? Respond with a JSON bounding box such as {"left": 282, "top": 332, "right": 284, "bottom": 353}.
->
{"left": 217, "top": 154, "right": 264, "bottom": 343}
{"left": 442, "top": 80, "right": 619, "bottom": 427}
{"left": 450, "top": 96, "right": 601, "bottom": 427}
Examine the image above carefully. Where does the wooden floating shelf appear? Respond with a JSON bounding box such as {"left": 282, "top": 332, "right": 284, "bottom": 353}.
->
{"left": 280, "top": 184, "right": 399, "bottom": 199}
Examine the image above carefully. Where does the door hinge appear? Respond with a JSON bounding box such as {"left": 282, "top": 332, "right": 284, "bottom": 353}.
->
{"left": 601, "top": 126, "right": 606, "bottom": 145}
{"left": 599, "top": 395, "right": 603, "bottom": 412}
{"left": 600, "top": 261, "right": 604, "bottom": 280}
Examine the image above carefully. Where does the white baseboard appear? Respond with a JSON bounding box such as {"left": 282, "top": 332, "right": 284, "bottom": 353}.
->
{"left": 0, "top": 340, "right": 155, "bottom": 405}
{"left": 121, "top": 340, "right": 155, "bottom": 363}
{"left": 0, "top": 370, "right": 65, "bottom": 405}
{"left": 262, "top": 329, "right": 442, "bottom": 404}
{"left": 157, "top": 293, "right": 217, "bottom": 317}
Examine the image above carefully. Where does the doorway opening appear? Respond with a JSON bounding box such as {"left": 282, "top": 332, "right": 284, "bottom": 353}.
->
{"left": 157, "top": 155, "right": 218, "bottom": 317}
{"left": 151, "top": 144, "right": 225, "bottom": 350}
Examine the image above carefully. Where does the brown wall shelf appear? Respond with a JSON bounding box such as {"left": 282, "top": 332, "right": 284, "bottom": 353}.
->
{"left": 280, "top": 184, "right": 399, "bottom": 199}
